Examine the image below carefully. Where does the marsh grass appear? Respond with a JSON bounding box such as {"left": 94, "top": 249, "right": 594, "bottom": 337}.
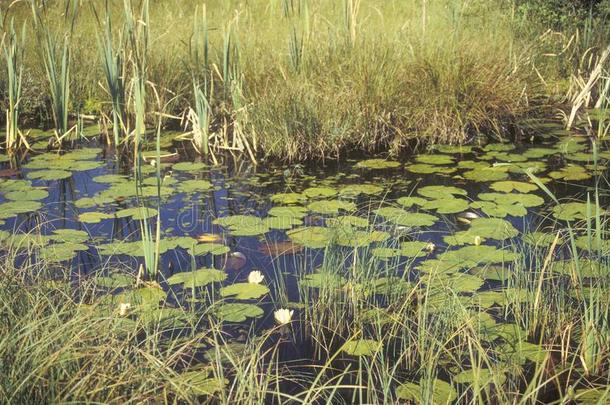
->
{"left": 0, "top": 16, "right": 25, "bottom": 151}
{"left": 2, "top": 0, "right": 601, "bottom": 160}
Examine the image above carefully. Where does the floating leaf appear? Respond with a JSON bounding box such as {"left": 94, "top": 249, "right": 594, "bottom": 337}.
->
{"left": 4, "top": 189, "right": 49, "bottom": 201}
{"left": 220, "top": 283, "right": 269, "bottom": 300}
{"left": 172, "top": 162, "right": 207, "bottom": 171}
{"left": 79, "top": 212, "right": 114, "bottom": 224}
{"left": 396, "top": 379, "right": 457, "bottom": 404}
{"left": 326, "top": 215, "right": 369, "bottom": 228}
{"left": 189, "top": 243, "right": 230, "bottom": 256}
{"left": 418, "top": 185, "right": 467, "bottom": 199}
{"left": 28, "top": 169, "right": 72, "bottom": 181}
{"left": 308, "top": 200, "right": 356, "bottom": 215}
{"left": 396, "top": 196, "right": 427, "bottom": 208}
{"left": 549, "top": 164, "right": 590, "bottom": 181}
{"left": 341, "top": 339, "right": 381, "bottom": 356}
{"left": 167, "top": 268, "right": 227, "bottom": 288}
{"left": 215, "top": 303, "right": 264, "bottom": 322}
{"left": 462, "top": 167, "right": 509, "bottom": 182}
{"left": 374, "top": 207, "right": 437, "bottom": 227}
{"left": 415, "top": 154, "right": 454, "bottom": 165}
{"left": 407, "top": 163, "right": 457, "bottom": 174}
{"left": 339, "top": 184, "right": 383, "bottom": 196}
{"left": 490, "top": 181, "right": 538, "bottom": 193}
{"left": 287, "top": 227, "right": 331, "bottom": 248}
{"left": 355, "top": 159, "right": 400, "bottom": 169}
{"left": 177, "top": 179, "right": 213, "bottom": 193}
{"left": 270, "top": 192, "right": 306, "bottom": 205}
{"left": 422, "top": 198, "right": 469, "bottom": 214}
{"left": 303, "top": 187, "right": 337, "bottom": 198}
{"left": 0, "top": 200, "right": 42, "bottom": 219}
{"left": 268, "top": 206, "right": 309, "bottom": 219}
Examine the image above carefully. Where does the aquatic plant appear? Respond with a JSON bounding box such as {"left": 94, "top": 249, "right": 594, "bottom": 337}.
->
{"left": 93, "top": 2, "right": 127, "bottom": 147}
{"left": 0, "top": 16, "right": 26, "bottom": 151}
{"left": 31, "top": 1, "right": 73, "bottom": 141}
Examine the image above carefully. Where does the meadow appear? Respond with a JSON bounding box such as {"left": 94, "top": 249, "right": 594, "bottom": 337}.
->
{"left": 0, "top": 1, "right": 610, "bottom": 404}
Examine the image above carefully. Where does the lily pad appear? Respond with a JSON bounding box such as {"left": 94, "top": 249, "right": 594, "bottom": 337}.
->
{"left": 418, "top": 185, "right": 467, "bottom": 199}
{"left": 308, "top": 200, "right": 356, "bottom": 215}
{"left": 396, "top": 379, "right": 457, "bottom": 404}
{"left": 220, "top": 282, "right": 270, "bottom": 300}
{"left": 28, "top": 169, "right": 72, "bottom": 181}
{"left": 490, "top": 181, "right": 538, "bottom": 193}
{"left": 341, "top": 339, "right": 381, "bottom": 356}
{"left": 355, "top": 159, "right": 400, "bottom": 169}
{"left": 287, "top": 227, "right": 332, "bottom": 248}
{"left": 215, "top": 303, "right": 264, "bottom": 322}
{"left": 374, "top": 207, "right": 438, "bottom": 227}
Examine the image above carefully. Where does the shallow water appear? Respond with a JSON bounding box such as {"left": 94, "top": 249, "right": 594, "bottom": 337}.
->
{"left": 0, "top": 124, "right": 608, "bottom": 401}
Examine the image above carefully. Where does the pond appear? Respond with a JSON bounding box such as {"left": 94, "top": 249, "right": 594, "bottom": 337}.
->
{"left": 0, "top": 121, "right": 608, "bottom": 403}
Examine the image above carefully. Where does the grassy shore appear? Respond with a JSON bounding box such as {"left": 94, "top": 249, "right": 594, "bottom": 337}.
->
{"left": 0, "top": 0, "right": 608, "bottom": 160}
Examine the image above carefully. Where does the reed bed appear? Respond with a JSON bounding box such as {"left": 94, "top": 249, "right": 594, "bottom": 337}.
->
{"left": 0, "top": 0, "right": 607, "bottom": 160}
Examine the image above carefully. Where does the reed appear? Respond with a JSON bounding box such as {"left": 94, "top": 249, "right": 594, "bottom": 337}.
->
{"left": 93, "top": 1, "right": 127, "bottom": 147}
{"left": 30, "top": 1, "right": 73, "bottom": 141}
{"left": 1, "top": 16, "right": 25, "bottom": 151}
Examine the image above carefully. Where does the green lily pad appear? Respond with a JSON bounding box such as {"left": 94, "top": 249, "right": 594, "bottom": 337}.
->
{"left": 416, "top": 154, "right": 454, "bottom": 165}
{"left": 453, "top": 368, "right": 506, "bottom": 385}
{"left": 341, "top": 339, "right": 381, "bottom": 356}
{"left": 326, "top": 215, "right": 369, "bottom": 228}
{"left": 303, "top": 187, "right": 337, "bottom": 198}
{"left": 470, "top": 200, "right": 527, "bottom": 218}
{"left": 215, "top": 303, "right": 264, "bottom": 322}
{"left": 167, "top": 268, "right": 227, "bottom": 288}
{"left": 490, "top": 181, "right": 538, "bottom": 193}
{"left": 308, "top": 200, "right": 356, "bottom": 215}
{"left": 355, "top": 159, "right": 400, "bottom": 169}
{"left": 177, "top": 179, "right": 213, "bottom": 193}
{"left": 407, "top": 163, "right": 457, "bottom": 174}
{"left": 549, "top": 164, "right": 591, "bottom": 181}
{"left": 169, "top": 369, "right": 226, "bottom": 396}
{"left": 418, "top": 186, "right": 467, "bottom": 199}
{"left": 462, "top": 167, "right": 509, "bottom": 182}
{"left": 172, "top": 162, "right": 207, "bottom": 171}
{"left": 270, "top": 192, "right": 306, "bottom": 205}
{"left": 189, "top": 243, "right": 230, "bottom": 256}
{"left": 523, "top": 231, "right": 562, "bottom": 247}
{"left": 287, "top": 227, "right": 332, "bottom": 248}
{"left": 96, "top": 273, "right": 135, "bottom": 289}
{"left": 268, "top": 206, "right": 309, "bottom": 219}
{"left": 396, "top": 379, "right": 457, "bottom": 404}
{"left": 400, "top": 241, "right": 431, "bottom": 257}
{"left": 79, "top": 212, "right": 114, "bottom": 223}
{"left": 214, "top": 215, "right": 270, "bottom": 236}
{"left": 339, "top": 184, "right": 383, "bottom": 196}
{"left": 374, "top": 207, "right": 438, "bottom": 227}
{"left": 0, "top": 200, "right": 43, "bottom": 219}
{"left": 28, "top": 169, "right": 72, "bottom": 181}
{"left": 422, "top": 198, "right": 469, "bottom": 214}
{"left": 4, "top": 189, "right": 49, "bottom": 201}
{"left": 220, "top": 282, "right": 270, "bottom": 300}
{"left": 552, "top": 202, "right": 597, "bottom": 221}
{"left": 396, "top": 196, "right": 427, "bottom": 208}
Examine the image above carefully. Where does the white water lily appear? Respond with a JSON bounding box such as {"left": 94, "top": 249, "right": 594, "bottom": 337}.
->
{"left": 118, "top": 302, "right": 131, "bottom": 316}
{"left": 425, "top": 242, "right": 436, "bottom": 252}
{"left": 474, "top": 235, "right": 482, "bottom": 246}
{"left": 274, "top": 308, "right": 294, "bottom": 325}
{"left": 248, "top": 270, "right": 264, "bottom": 284}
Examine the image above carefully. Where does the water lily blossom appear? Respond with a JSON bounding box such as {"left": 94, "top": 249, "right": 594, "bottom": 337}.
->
{"left": 474, "top": 235, "right": 482, "bottom": 246}
{"left": 425, "top": 242, "right": 435, "bottom": 252}
{"left": 248, "top": 270, "right": 264, "bottom": 284}
{"left": 118, "top": 302, "right": 131, "bottom": 316}
{"left": 274, "top": 308, "right": 294, "bottom": 325}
